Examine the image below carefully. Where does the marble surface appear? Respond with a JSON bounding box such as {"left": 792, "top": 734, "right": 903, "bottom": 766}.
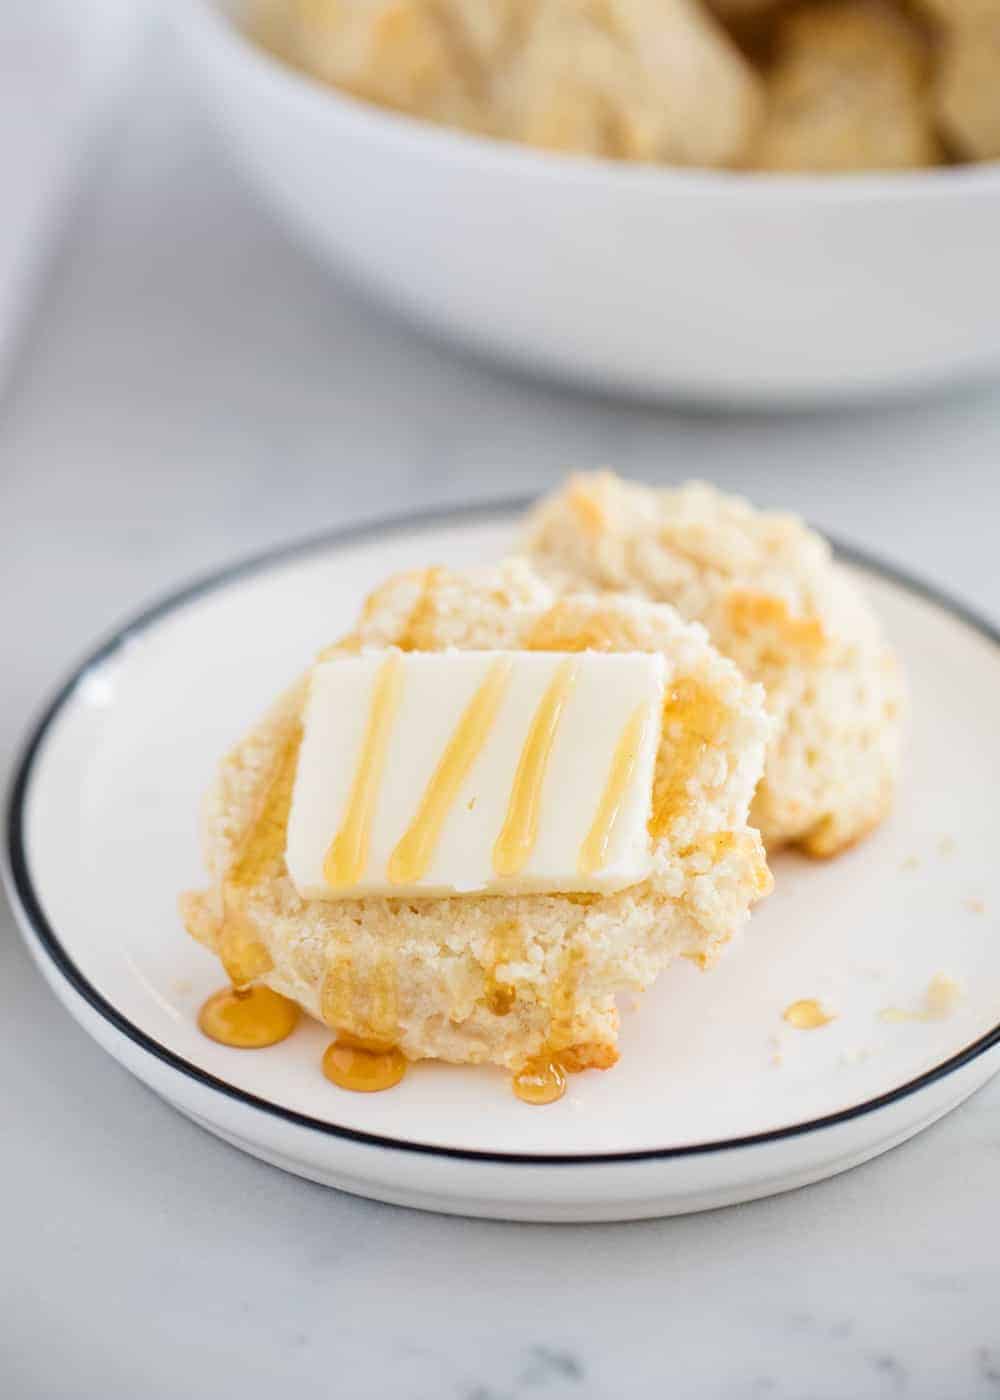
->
{"left": 3, "top": 22, "right": 1000, "bottom": 1398}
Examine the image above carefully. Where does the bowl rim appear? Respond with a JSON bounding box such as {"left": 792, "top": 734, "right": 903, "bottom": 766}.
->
{"left": 5, "top": 494, "right": 1000, "bottom": 1166}
{"left": 179, "top": 0, "right": 1000, "bottom": 203}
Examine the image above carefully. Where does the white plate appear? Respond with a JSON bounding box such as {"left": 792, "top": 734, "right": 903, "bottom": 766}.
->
{"left": 5, "top": 502, "right": 1000, "bottom": 1220}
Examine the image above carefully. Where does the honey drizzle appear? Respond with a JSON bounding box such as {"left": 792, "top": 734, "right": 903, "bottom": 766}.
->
{"left": 394, "top": 566, "right": 445, "bottom": 651}
{"left": 511, "top": 945, "right": 584, "bottom": 1104}
{"left": 527, "top": 602, "right": 619, "bottom": 654}
{"left": 319, "top": 948, "right": 407, "bottom": 1090}
{"left": 370, "top": 956, "right": 400, "bottom": 1045}
{"left": 578, "top": 702, "right": 650, "bottom": 876}
{"left": 649, "top": 677, "right": 725, "bottom": 838}
{"left": 320, "top": 946, "right": 355, "bottom": 1030}
{"left": 198, "top": 984, "right": 299, "bottom": 1048}
{"left": 389, "top": 658, "right": 513, "bottom": 884}
{"left": 483, "top": 919, "right": 523, "bottom": 1016}
{"left": 494, "top": 658, "right": 578, "bottom": 877}
{"left": 323, "top": 652, "right": 404, "bottom": 888}
{"left": 321, "top": 950, "right": 400, "bottom": 1046}
{"left": 219, "top": 718, "right": 303, "bottom": 987}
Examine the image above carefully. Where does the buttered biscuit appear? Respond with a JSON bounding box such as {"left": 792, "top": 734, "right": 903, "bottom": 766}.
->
{"left": 181, "top": 560, "right": 772, "bottom": 1077}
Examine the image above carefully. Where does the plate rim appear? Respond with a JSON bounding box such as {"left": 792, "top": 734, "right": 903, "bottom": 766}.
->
{"left": 5, "top": 494, "right": 1000, "bottom": 1166}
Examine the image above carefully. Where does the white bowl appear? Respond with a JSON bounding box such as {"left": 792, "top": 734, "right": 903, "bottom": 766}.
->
{"left": 174, "top": 0, "right": 1000, "bottom": 405}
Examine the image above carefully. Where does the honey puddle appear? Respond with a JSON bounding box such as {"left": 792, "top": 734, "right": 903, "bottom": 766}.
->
{"left": 198, "top": 985, "right": 299, "bottom": 1048}
{"left": 323, "top": 1038, "right": 408, "bottom": 1092}
{"left": 197, "top": 986, "right": 585, "bottom": 1104}
{"left": 512, "top": 1058, "right": 567, "bottom": 1105}
{"left": 783, "top": 998, "right": 835, "bottom": 1030}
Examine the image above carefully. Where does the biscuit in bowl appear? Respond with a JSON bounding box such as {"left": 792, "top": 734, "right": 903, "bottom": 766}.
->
{"left": 524, "top": 473, "right": 903, "bottom": 858}
{"left": 180, "top": 560, "right": 772, "bottom": 1100}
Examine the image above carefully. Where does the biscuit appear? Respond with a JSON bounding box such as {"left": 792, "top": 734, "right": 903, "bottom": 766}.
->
{"left": 181, "top": 560, "right": 772, "bottom": 1073}
{"left": 934, "top": 17, "right": 1000, "bottom": 160}
{"left": 748, "top": 1, "right": 938, "bottom": 171}
{"left": 262, "top": 0, "right": 762, "bottom": 167}
{"left": 524, "top": 473, "right": 903, "bottom": 856}
{"left": 502, "top": 0, "right": 763, "bottom": 165}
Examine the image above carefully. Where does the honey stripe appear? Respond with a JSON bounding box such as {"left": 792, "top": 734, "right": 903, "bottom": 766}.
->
{"left": 388, "top": 658, "right": 512, "bottom": 884}
{"left": 578, "top": 702, "right": 650, "bottom": 876}
{"left": 493, "top": 658, "right": 578, "bottom": 877}
{"left": 323, "top": 652, "right": 404, "bottom": 888}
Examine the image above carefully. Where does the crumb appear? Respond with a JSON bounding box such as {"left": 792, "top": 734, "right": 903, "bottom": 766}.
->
{"left": 964, "top": 897, "right": 985, "bottom": 914}
{"left": 939, "top": 836, "right": 955, "bottom": 857}
{"left": 900, "top": 856, "right": 920, "bottom": 872}
{"left": 768, "top": 1032, "right": 785, "bottom": 1066}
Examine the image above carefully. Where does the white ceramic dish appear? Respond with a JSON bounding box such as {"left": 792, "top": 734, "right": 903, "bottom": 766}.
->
{"left": 5, "top": 501, "right": 1000, "bottom": 1221}
{"left": 171, "top": 0, "right": 1000, "bottom": 406}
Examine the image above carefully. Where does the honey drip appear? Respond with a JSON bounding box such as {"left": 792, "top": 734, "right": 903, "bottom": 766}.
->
{"left": 323, "top": 652, "right": 404, "bottom": 888}
{"left": 509, "top": 945, "right": 590, "bottom": 1101}
{"left": 512, "top": 1059, "right": 567, "bottom": 1105}
{"left": 551, "top": 945, "right": 583, "bottom": 1049}
{"left": 527, "top": 602, "right": 619, "bottom": 654}
{"left": 321, "top": 951, "right": 400, "bottom": 1048}
{"left": 217, "top": 913, "right": 273, "bottom": 990}
{"left": 649, "top": 677, "right": 724, "bottom": 838}
{"left": 579, "top": 701, "right": 650, "bottom": 875}
{"left": 198, "top": 984, "right": 300, "bottom": 1048}
{"left": 494, "top": 658, "right": 578, "bottom": 876}
{"left": 783, "top": 998, "right": 835, "bottom": 1030}
{"left": 369, "top": 956, "right": 400, "bottom": 1044}
{"left": 322, "top": 1040, "right": 407, "bottom": 1093}
{"left": 483, "top": 920, "right": 523, "bottom": 1016}
{"left": 394, "top": 566, "right": 445, "bottom": 651}
{"left": 320, "top": 947, "right": 355, "bottom": 1030}
{"left": 318, "top": 945, "right": 407, "bottom": 1090}
{"left": 389, "top": 657, "right": 513, "bottom": 883}
{"left": 218, "top": 718, "right": 303, "bottom": 986}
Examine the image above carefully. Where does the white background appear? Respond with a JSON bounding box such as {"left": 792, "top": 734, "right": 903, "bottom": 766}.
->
{"left": 2, "top": 12, "right": 999, "bottom": 1397}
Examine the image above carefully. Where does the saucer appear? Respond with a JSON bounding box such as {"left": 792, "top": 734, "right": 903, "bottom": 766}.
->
{"left": 6, "top": 501, "right": 999, "bottom": 1220}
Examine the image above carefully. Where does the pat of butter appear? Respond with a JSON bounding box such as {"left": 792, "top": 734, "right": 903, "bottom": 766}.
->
{"left": 285, "top": 650, "right": 665, "bottom": 899}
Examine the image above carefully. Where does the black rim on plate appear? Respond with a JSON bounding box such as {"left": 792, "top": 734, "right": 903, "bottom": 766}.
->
{"left": 5, "top": 496, "right": 1000, "bottom": 1166}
